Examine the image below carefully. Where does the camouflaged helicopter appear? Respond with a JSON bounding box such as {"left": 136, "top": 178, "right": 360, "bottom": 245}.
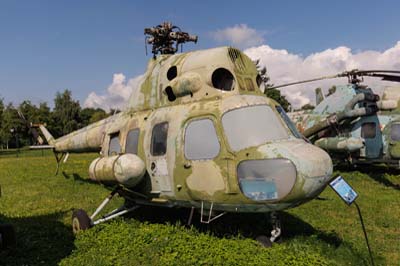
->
{"left": 35, "top": 22, "right": 333, "bottom": 244}
{"left": 277, "top": 70, "right": 400, "bottom": 167}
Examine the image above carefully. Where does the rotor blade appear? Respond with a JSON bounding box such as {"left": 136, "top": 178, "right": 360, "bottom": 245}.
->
{"left": 356, "top": 70, "right": 400, "bottom": 75}
{"left": 366, "top": 73, "right": 400, "bottom": 82}
{"left": 268, "top": 74, "right": 341, "bottom": 90}
{"left": 356, "top": 70, "right": 400, "bottom": 82}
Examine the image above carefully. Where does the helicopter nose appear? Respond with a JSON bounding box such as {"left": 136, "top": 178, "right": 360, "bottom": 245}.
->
{"left": 289, "top": 141, "right": 333, "bottom": 198}
{"left": 258, "top": 140, "right": 333, "bottom": 198}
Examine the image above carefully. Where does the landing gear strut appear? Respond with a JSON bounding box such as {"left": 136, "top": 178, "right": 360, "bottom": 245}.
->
{"left": 72, "top": 187, "right": 139, "bottom": 234}
{"left": 256, "top": 212, "right": 282, "bottom": 247}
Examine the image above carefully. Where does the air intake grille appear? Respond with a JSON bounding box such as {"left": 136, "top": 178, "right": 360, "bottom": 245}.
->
{"left": 228, "top": 47, "right": 245, "bottom": 72}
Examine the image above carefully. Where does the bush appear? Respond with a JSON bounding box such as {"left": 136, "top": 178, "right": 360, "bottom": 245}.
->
{"left": 59, "top": 219, "right": 330, "bottom": 266}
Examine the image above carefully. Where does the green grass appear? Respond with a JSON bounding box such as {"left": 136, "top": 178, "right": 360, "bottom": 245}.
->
{"left": 0, "top": 149, "right": 399, "bottom": 265}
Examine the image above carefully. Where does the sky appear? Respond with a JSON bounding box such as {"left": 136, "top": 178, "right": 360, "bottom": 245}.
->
{"left": 1, "top": 0, "right": 400, "bottom": 109}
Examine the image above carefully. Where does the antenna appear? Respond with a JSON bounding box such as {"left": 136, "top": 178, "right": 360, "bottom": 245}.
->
{"left": 144, "top": 22, "right": 198, "bottom": 58}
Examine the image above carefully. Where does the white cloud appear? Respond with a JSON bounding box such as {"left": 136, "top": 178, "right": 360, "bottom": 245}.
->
{"left": 211, "top": 24, "right": 265, "bottom": 49}
{"left": 84, "top": 73, "right": 143, "bottom": 111}
{"left": 244, "top": 41, "right": 400, "bottom": 108}
{"left": 84, "top": 41, "right": 400, "bottom": 111}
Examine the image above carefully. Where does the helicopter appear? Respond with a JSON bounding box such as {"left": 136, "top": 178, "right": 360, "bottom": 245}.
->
{"left": 271, "top": 70, "right": 400, "bottom": 167}
{"left": 34, "top": 22, "right": 333, "bottom": 245}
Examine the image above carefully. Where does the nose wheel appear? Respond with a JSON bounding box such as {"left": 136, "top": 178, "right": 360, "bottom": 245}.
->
{"left": 72, "top": 209, "right": 92, "bottom": 235}
{"left": 71, "top": 187, "right": 140, "bottom": 235}
{"left": 256, "top": 212, "right": 282, "bottom": 247}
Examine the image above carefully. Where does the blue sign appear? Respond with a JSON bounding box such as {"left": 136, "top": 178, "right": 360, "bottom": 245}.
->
{"left": 329, "top": 176, "right": 358, "bottom": 205}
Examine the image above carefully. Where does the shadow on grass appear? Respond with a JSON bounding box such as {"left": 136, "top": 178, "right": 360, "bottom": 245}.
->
{"left": 127, "top": 205, "right": 336, "bottom": 241}
{"left": 61, "top": 171, "right": 99, "bottom": 185}
{"left": 124, "top": 205, "right": 375, "bottom": 264}
{"left": 336, "top": 165, "right": 400, "bottom": 190}
{"left": 0, "top": 211, "right": 74, "bottom": 266}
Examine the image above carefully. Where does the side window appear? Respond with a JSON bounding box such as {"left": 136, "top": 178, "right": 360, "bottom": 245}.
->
{"left": 391, "top": 123, "right": 400, "bottom": 141}
{"left": 151, "top": 122, "right": 168, "bottom": 156}
{"left": 126, "top": 129, "right": 140, "bottom": 154}
{"left": 108, "top": 132, "right": 121, "bottom": 156}
{"left": 361, "top": 122, "right": 376, "bottom": 139}
{"left": 185, "top": 119, "right": 220, "bottom": 160}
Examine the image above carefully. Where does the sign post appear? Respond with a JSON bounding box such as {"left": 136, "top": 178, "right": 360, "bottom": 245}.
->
{"left": 329, "top": 176, "right": 375, "bottom": 266}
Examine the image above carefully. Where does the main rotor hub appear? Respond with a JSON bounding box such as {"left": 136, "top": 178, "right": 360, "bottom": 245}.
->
{"left": 144, "top": 22, "right": 198, "bottom": 57}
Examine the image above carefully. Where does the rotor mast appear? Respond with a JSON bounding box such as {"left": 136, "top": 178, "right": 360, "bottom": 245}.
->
{"left": 144, "top": 22, "right": 198, "bottom": 58}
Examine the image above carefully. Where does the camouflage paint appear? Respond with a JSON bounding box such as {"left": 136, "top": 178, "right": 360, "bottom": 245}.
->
{"left": 39, "top": 47, "right": 333, "bottom": 213}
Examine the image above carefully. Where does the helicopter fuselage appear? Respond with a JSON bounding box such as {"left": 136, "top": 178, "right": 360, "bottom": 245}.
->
{"left": 42, "top": 47, "right": 333, "bottom": 213}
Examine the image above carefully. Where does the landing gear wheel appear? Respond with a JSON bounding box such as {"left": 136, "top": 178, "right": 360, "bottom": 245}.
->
{"left": 0, "top": 224, "right": 16, "bottom": 249}
{"left": 72, "top": 209, "right": 92, "bottom": 235}
{"left": 256, "top": 235, "right": 272, "bottom": 248}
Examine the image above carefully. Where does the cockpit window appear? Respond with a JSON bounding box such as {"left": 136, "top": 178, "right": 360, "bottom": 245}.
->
{"left": 391, "top": 123, "right": 400, "bottom": 141}
{"left": 184, "top": 119, "right": 220, "bottom": 160}
{"left": 222, "top": 105, "right": 289, "bottom": 151}
{"left": 276, "top": 106, "right": 303, "bottom": 139}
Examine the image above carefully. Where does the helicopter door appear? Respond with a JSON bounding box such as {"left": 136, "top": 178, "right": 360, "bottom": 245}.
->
{"left": 180, "top": 118, "right": 226, "bottom": 200}
{"left": 148, "top": 122, "right": 172, "bottom": 193}
{"left": 360, "top": 119, "right": 382, "bottom": 158}
{"left": 389, "top": 123, "right": 400, "bottom": 159}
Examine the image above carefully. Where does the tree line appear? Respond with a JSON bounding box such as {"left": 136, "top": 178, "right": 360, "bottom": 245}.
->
{"left": 0, "top": 90, "right": 115, "bottom": 149}
{"left": 1, "top": 84, "right": 320, "bottom": 149}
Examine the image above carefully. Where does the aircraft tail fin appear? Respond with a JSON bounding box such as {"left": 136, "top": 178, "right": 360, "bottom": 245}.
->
{"left": 32, "top": 123, "right": 56, "bottom": 146}
{"left": 315, "top": 88, "right": 324, "bottom": 105}
{"left": 17, "top": 109, "right": 54, "bottom": 146}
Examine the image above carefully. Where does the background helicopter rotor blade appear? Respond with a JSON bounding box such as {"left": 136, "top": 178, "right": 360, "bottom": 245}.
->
{"left": 353, "top": 70, "right": 400, "bottom": 82}
{"left": 366, "top": 73, "right": 400, "bottom": 82}
{"left": 267, "top": 70, "right": 400, "bottom": 90}
{"left": 268, "top": 74, "right": 342, "bottom": 90}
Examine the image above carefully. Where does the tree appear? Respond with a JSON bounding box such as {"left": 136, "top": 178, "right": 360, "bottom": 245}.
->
{"left": 81, "top": 107, "right": 108, "bottom": 126}
{"left": 265, "top": 88, "right": 291, "bottom": 112}
{"left": 300, "top": 103, "right": 315, "bottom": 110}
{"left": 326, "top": 86, "right": 336, "bottom": 97}
{"left": 0, "top": 103, "right": 26, "bottom": 148}
{"left": 17, "top": 101, "right": 52, "bottom": 145}
{"left": 52, "top": 90, "right": 82, "bottom": 137}
{"left": 255, "top": 63, "right": 291, "bottom": 112}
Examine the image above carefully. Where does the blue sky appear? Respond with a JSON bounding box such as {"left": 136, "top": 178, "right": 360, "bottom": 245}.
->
{"left": 1, "top": 0, "right": 400, "bottom": 108}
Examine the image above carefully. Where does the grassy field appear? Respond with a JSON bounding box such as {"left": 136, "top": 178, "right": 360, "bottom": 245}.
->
{"left": 0, "top": 149, "right": 399, "bottom": 265}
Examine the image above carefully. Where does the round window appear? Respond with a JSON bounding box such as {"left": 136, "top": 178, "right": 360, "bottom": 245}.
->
{"left": 211, "top": 68, "right": 235, "bottom": 91}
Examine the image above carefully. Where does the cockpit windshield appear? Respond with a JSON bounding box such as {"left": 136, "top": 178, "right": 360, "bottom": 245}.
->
{"left": 222, "top": 105, "right": 289, "bottom": 151}
{"left": 276, "top": 106, "right": 303, "bottom": 139}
